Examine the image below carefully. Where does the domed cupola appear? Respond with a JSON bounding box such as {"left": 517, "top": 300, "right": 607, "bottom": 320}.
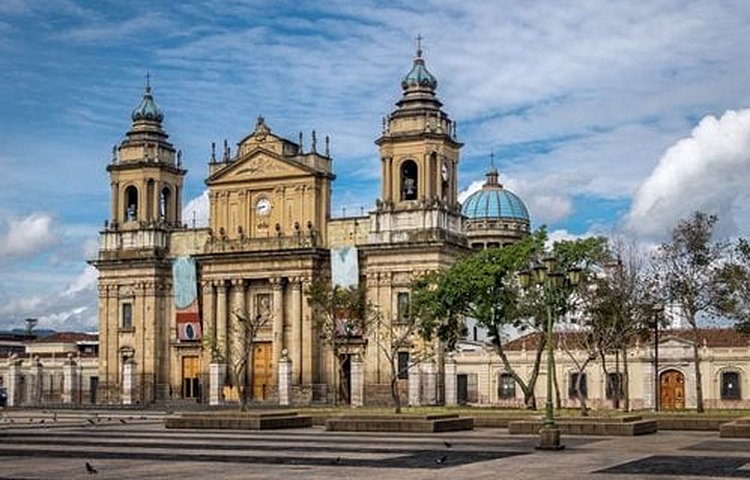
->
{"left": 401, "top": 47, "right": 438, "bottom": 91}
{"left": 131, "top": 77, "right": 164, "bottom": 123}
{"left": 462, "top": 160, "right": 530, "bottom": 249}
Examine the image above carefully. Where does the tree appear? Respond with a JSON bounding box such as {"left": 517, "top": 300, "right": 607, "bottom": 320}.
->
{"left": 651, "top": 212, "right": 729, "bottom": 413}
{"left": 306, "top": 280, "right": 377, "bottom": 405}
{"left": 376, "top": 271, "right": 444, "bottom": 413}
{"left": 715, "top": 238, "right": 750, "bottom": 333}
{"left": 231, "top": 308, "right": 270, "bottom": 411}
{"left": 578, "top": 239, "right": 659, "bottom": 411}
{"left": 412, "top": 232, "right": 546, "bottom": 409}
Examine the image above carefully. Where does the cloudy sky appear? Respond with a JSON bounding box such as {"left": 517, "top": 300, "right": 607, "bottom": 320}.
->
{"left": 1, "top": 0, "right": 749, "bottom": 332}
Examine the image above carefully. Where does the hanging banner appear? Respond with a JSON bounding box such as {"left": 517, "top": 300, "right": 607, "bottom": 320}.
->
{"left": 331, "top": 246, "right": 359, "bottom": 288}
{"left": 172, "top": 256, "right": 202, "bottom": 341}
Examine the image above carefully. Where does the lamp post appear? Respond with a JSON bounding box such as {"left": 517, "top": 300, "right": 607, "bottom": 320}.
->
{"left": 519, "top": 256, "right": 581, "bottom": 451}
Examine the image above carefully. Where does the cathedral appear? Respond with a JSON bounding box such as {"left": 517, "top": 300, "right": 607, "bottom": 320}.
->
{"left": 91, "top": 46, "right": 531, "bottom": 406}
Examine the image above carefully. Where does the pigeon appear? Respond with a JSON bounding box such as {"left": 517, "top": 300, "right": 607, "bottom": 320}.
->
{"left": 334, "top": 456, "right": 341, "bottom": 464}
{"left": 435, "top": 455, "right": 448, "bottom": 465}
{"left": 86, "top": 418, "right": 96, "bottom": 425}
{"left": 85, "top": 462, "right": 97, "bottom": 474}
{"left": 53, "top": 412, "right": 58, "bottom": 422}
{"left": 119, "top": 418, "right": 127, "bottom": 424}
{"left": 443, "top": 441, "right": 452, "bottom": 448}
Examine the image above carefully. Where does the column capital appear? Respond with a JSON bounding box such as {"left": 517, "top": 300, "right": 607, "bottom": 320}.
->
{"left": 230, "top": 278, "right": 245, "bottom": 287}
{"left": 270, "top": 277, "right": 285, "bottom": 290}
{"left": 215, "top": 280, "right": 227, "bottom": 292}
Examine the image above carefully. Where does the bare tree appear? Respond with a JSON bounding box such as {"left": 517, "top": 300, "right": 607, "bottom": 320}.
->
{"left": 306, "top": 281, "right": 377, "bottom": 406}
{"left": 231, "top": 308, "right": 269, "bottom": 411}
{"left": 651, "top": 212, "right": 728, "bottom": 413}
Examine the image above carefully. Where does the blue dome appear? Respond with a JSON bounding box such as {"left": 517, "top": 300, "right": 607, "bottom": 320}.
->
{"left": 402, "top": 55, "right": 437, "bottom": 91}
{"left": 462, "top": 176, "right": 530, "bottom": 222}
{"left": 131, "top": 86, "right": 164, "bottom": 123}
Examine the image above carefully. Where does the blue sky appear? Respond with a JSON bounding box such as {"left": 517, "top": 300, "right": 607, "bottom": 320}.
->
{"left": 1, "top": 0, "right": 750, "bottom": 331}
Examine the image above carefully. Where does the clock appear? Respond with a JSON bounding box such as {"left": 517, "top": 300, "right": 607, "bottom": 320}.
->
{"left": 256, "top": 198, "right": 271, "bottom": 216}
{"left": 441, "top": 162, "right": 449, "bottom": 182}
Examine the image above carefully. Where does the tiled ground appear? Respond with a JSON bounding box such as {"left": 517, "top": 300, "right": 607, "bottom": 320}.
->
{"left": 0, "top": 410, "right": 748, "bottom": 479}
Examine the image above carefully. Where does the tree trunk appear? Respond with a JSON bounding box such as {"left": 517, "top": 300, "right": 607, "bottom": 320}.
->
{"left": 692, "top": 335, "right": 704, "bottom": 413}
{"left": 600, "top": 351, "right": 612, "bottom": 408}
{"left": 391, "top": 375, "right": 402, "bottom": 413}
{"left": 622, "top": 345, "right": 630, "bottom": 412}
{"left": 493, "top": 334, "right": 545, "bottom": 410}
{"left": 577, "top": 362, "right": 590, "bottom": 416}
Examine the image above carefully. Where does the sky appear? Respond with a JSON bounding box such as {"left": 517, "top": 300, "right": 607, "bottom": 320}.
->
{"left": 1, "top": 0, "right": 750, "bottom": 332}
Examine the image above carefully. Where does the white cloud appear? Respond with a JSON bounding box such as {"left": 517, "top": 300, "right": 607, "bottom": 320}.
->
{"left": 0, "top": 265, "right": 98, "bottom": 331}
{"left": 0, "top": 212, "right": 58, "bottom": 260}
{"left": 626, "top": 109, "right": 750, "bottom": 238}
{"left": 182, "top": 190, "right": 209, "bottom": 228}
{"left": 458, "top": 180, "right": 483, "bottom": 204}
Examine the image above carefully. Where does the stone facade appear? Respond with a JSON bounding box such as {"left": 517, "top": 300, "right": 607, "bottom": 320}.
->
{"left": 90, "top": 48, "right": 481, "bottom": 406}
{"left": 452, "top": 329, "right": 750, "bottom": 410}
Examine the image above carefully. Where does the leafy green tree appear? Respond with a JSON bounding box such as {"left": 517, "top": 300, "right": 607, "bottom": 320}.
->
{"left": 651, "top": 212, "right": 729, "bottom": 412}
{"left": 412, "top": 231, "right": 546, "bottom": 408}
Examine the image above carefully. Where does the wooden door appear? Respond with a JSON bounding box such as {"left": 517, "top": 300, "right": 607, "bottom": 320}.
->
{"left": 457, "top": 374, "right": 468, "bottom": 405}
{"left": 182, "top": 356, "right": 201, "bottom": 399}
{"left": 660, "top": 370, "right": 685, "bottom": 409}
{"left": 252, "top": 342, "right": 274, "bottom": 400}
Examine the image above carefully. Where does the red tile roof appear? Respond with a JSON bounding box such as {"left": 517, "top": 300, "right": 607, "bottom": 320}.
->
{"left": 33, "top": 332, "right": 98, "bottom": 344}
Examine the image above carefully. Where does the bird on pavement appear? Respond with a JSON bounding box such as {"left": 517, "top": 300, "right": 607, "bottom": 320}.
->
{"left": 435, "top": 455, "right": 448, "bottom": 465}
{"left": 85, "top": 462, "right": 97, "bottom": 474}
{"left": 86, "top": 418, "right": 96, "bottom": 425}
{"left": 443, "top": 441, "right": 452, "bottom": 448}
{"left": 119, "top": 418, "right": 127, "bottom": 424}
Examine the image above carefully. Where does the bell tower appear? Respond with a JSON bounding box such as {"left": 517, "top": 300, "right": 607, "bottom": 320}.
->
{"left": 108, "top": 76, "right": 186, "bottom": 229}
{"left": 92, "top": 77, "right": 186, "bottom": 404}
{"left": 370, "top": 40, "right": 464, "bottom": 242}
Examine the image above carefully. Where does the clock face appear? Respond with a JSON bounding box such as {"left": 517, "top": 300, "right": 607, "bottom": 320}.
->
{"left": 256, "top": 198, "right": 271, "bottom": 216}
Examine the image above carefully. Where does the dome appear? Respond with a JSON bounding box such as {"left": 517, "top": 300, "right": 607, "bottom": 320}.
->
{"left": 462, "top": 171, "right": 530, "bottom": 222}
{"left": 401, "top": 50, "right": 438, "bottom": 91}
{"left": 131, "top": 85, "right": 164, "bottom": 123}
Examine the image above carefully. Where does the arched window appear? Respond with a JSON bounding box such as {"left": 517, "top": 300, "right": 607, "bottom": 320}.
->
{"left": 124, "top": 186, "right": 138, "bottom": 221}
{"left": 721, "top": 371, "right": 741, "bottom": 400}
{"left": 400, "top": 160, "right": 418, "bottom": 201}
{"left": 160, "top": 186, "right": 171, "bottom": 221}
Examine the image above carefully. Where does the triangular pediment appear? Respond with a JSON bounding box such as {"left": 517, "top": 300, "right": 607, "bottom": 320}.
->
{"left": 659, "top": 336, "right": 694, "bottom": 349}
{"left": 207, "top": 149, "right": 313, "bottom": 185}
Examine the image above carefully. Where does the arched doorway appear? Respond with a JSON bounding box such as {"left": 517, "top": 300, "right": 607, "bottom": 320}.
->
{"left": 660, "top": 369, "right": 685, "bottom": 409}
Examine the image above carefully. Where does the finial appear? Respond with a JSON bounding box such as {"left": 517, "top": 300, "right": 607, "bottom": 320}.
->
{"left": 223, "top": 139, "right": 229, "bottom": 161}
{"left": 177, "top": 149, "right": 182, "bottom": 167}
{"left": 415, "top": 34, "right": 423, "bottom": 58}
{"left": 311, "top": 130, "right": 317, "bottom": 153}
{"left": 111, "top": 145, "right": 118, "bottom": 163}
{"left": 382, "top": 117, "right": 386, "bottom": 133}
{"left": 298, "top": 131, "right": 303, "bottom": 151}
{"left": 145, "top": 71, "right": 151, "bottom": 92}
{"left": 325, "top": 135, "right": 330, "bottom": 156}
{"left": 256, "top": 115, "right": 265, "bottom": 127}
{"left": 211, "top": 142, "right": 216, "bottom": 162}
{"left": 490, "top": 150, "right": 495, "bottom": 169}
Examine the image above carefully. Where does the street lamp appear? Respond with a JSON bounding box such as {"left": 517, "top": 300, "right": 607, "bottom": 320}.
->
{"left": 519, "top": 258, "right": 581, "bottom": 451}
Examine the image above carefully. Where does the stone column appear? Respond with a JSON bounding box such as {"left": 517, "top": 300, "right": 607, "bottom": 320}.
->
{"left": 209, "top": 360, "right": 226, "bottom": 406}
{"left": 408, "top": 362, "right": 421, "bottom": 407}
{"left": 62, "top": 354, "right": 79, "bottom": 404}
{"left": 122, "top": 359, "right": 136, "bottom": 405}
{"left": 444, "top": 356, "right": 457, "bottom": 406}
{"left": 422, "top": 361, "right": 437, "bottom": 405}
{"left": 201, "top": 281, "right": 216, "bottom": 359}
{"left": 271, "top": 277, "right": 285, "bottom": 367}
{"left": 215, "top": 281, "right": 228, "bottom": 361}
{"left": 7, "top": 355, "right": 21, "bottom": 407}
{"left": 350, "top": 354, "right": 364, "bottom": 408}
{"left": 300, "top": 277, "right": 314, "bottom": 385}
{"left": 278, "top": 349, "right": 292, "bottom": 406}
{"left": 290, "top": 278, "right": 302, "bottom": 383}
{"left": 27, "top": 356, "right": 43, "bottom": 406}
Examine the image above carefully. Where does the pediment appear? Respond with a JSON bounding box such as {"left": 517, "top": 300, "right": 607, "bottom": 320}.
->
{"left": 208, "top": 149, "right": 312, "bottom": 185}
{"left": 659, "top": 336, "right": 694, "bottom": 349}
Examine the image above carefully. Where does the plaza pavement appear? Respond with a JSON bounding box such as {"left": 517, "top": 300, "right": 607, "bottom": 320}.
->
{"left": 0, "top": 409, "right": 749, "bottom": 479}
